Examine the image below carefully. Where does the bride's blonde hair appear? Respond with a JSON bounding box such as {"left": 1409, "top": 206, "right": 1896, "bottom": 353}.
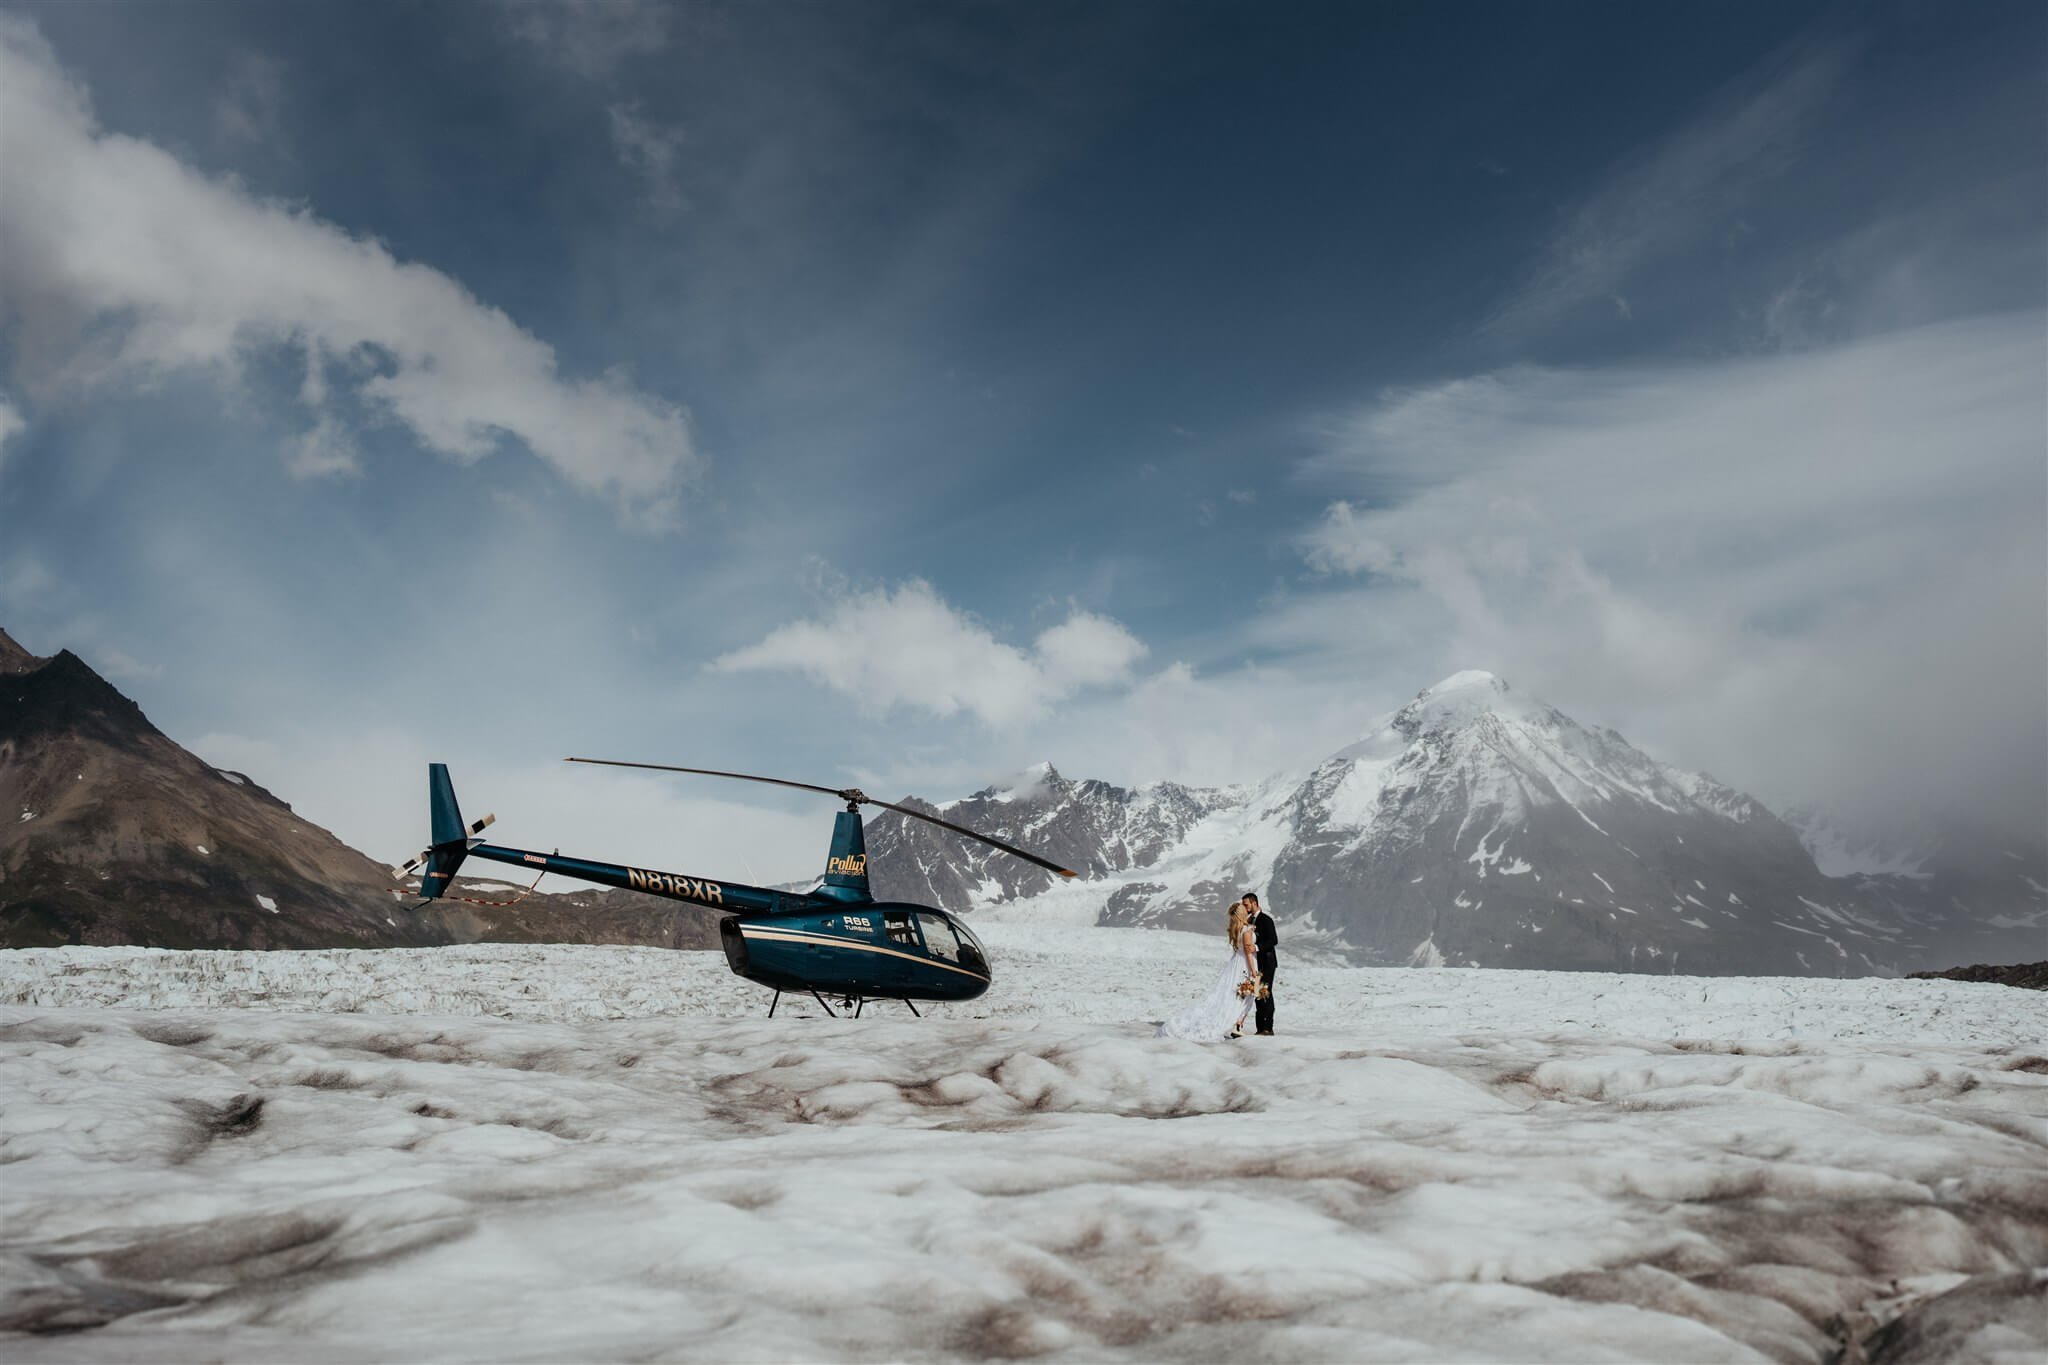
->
{"left": 1226, "top": 898, "right": 1251, "bottom": 944}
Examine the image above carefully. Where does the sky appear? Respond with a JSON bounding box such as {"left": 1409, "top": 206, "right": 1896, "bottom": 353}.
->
{"left": 1, "top": 0, "right": 2042, "bottom": 878}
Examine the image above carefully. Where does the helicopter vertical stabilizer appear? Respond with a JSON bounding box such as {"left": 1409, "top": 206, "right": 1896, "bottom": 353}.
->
{"left": 417, "top": 763, "right": 473, "bottom": 899}
{"left": 429, "top": 762, "right": 466, "bottom": 847}
{"left": 815, "top": 808, "right": 872, "bottom": 903}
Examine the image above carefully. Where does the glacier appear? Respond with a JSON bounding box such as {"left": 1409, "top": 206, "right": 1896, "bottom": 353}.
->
{"left": 1, "top": 928, "right": 2044, "bottom": 1362}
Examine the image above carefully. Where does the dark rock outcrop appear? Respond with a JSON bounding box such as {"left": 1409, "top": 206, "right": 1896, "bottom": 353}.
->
{"left": 1906, "top": 961, "right": 2048, "bottom": 990}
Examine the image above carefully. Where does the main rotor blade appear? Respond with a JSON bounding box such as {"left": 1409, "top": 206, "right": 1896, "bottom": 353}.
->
{"left": 565, "top": 757, "right": 852, "bottom": 802}
{"left": 864, "top": 796, "right": 1081, "bottom": 879}
{"left": 565, "top": 757, "right": 1080, "bottom": 879}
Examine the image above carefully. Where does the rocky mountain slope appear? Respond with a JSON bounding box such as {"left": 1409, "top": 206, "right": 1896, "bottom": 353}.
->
{"left": 867, "top": 672, "right": 2045, "bottom": 975}
{"left": 0, "top": 628, "right": 439, "bottom": 948}
{"left": 866, "top": 767, "right": 1240, "bottom": 916}
{"left": 0, "top": 628, "right": 720, "bottom": 950}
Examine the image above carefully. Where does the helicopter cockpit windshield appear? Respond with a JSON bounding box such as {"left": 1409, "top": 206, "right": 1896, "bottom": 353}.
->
{"left": 918, "top": 912, "right": 989, "bottom": 976}
{"left": 953, "top": 917, "right": 989, "bottom": 976}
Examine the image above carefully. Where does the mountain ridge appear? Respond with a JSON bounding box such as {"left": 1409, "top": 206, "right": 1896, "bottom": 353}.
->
{"left": 867, "top": 671, "right": 2045, "bottom": 975}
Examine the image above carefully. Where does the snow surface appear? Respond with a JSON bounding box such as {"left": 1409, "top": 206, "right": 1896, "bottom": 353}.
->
{"left": 2, "top": 928, "right": 2044, "bottom": 1362}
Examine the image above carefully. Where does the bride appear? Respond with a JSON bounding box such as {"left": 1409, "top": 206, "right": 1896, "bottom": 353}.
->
{"left": 1157, "top": 898, "right": 1261, "bottom": 1041}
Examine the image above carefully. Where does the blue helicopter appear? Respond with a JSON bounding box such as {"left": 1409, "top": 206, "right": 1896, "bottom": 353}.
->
{"left": 399, "top": 758, "right": 1076, "bottom": 1017}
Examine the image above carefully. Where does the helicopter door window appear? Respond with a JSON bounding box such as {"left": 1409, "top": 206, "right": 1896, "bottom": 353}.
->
{"left": 916, "top": 913, "right": 961, "bottom": 962}
{"left": 884, "top": 911, "right": 918, "bottom": 947}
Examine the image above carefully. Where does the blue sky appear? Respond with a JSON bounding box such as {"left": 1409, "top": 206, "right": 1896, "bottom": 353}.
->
{"left": 1, "top": 0, "right": 2041, "bottom": 876}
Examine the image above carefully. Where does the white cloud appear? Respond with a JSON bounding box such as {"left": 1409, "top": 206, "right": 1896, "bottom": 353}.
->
{"left": 1030, "top": 610, "right": 1149, "bottom": 690}
{"left": 0, "top": 16, "right": 697, "bottom": 526}
{"left": 1484, "top": 44, "right": 1845, "bottom": 338}
{"left": 799, "top": 624, "right": 1417, "bottom": 802}
{"left": 510, "top": 0, "right": 670, "bottom": 79}
{"left": 608, "top": 102, "right": 687, "bottom": 218}
{"left": 1297, "top": 313, "right": 2048, "bottom": 839}
{"left": 713, "top": 579, "right": 1148, "bottom": 728}
{"left": 1037, "top": 658, "right": 1379, "bottom": 793}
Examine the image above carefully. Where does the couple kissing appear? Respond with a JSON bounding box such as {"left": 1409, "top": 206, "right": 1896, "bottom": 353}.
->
{"left": 1156, "top": 891, "right": 1278, "bottom": 1043}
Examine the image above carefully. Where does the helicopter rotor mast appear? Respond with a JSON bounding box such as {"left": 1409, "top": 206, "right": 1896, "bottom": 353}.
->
{"left": 564, "top": 757, "right": 1081, "bottom": 879}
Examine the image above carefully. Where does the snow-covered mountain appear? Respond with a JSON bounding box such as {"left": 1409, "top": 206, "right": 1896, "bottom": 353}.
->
{"left": 867, "top": 671, "right": 2040, "bottom": 975}
{"left": 1782, "top": 804, "right": 1936, "bottom": 880}
{"left": 1783, "top": 803, "right": 2048, "bottom": 973}
{"left": 866, "top": 763, "right": 1243, "bottom": 916}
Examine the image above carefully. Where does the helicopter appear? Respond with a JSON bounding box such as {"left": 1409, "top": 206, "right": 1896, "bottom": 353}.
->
{"left": 398, "top": 758, "right": 1077, "bottom": 1017}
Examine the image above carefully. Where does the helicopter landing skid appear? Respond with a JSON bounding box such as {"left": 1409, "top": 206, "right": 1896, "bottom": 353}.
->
{"left": 766, "top": 990, "right": 920, "bottom": 1019}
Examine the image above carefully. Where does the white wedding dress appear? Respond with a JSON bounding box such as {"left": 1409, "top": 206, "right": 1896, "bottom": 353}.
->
{"left": 1156, "top": 930, "right": 1256, "bottom": 1042}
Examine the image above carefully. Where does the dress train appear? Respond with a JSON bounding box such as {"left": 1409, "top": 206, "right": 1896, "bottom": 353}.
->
{"left": 1157, "top": 938, "right": 1255, "bottom": 1042}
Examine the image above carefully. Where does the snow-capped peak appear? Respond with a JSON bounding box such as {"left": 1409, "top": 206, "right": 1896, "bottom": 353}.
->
{"left": 1423, "top": 668, "right": 1508, "bottom": 697}
{"left": 971, "top": 760, "right": 1064, "bottom": 804}
{"left": 1393, "top": 669, "right": 1552, "bottom": 735}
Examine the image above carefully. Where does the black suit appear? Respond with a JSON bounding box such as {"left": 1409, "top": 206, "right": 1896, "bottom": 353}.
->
{"left": 1252, "top": 910, "right": 1278, "bottom": 1034}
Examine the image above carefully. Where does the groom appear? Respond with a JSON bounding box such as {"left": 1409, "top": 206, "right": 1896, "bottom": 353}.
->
{"left": 1246, "top": 892, "right": 1277, "bottom": 1035}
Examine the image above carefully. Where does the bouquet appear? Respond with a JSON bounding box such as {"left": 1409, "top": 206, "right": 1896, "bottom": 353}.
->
{"left": 1236, "top": 973, "right": 1262, "bottom": 999}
